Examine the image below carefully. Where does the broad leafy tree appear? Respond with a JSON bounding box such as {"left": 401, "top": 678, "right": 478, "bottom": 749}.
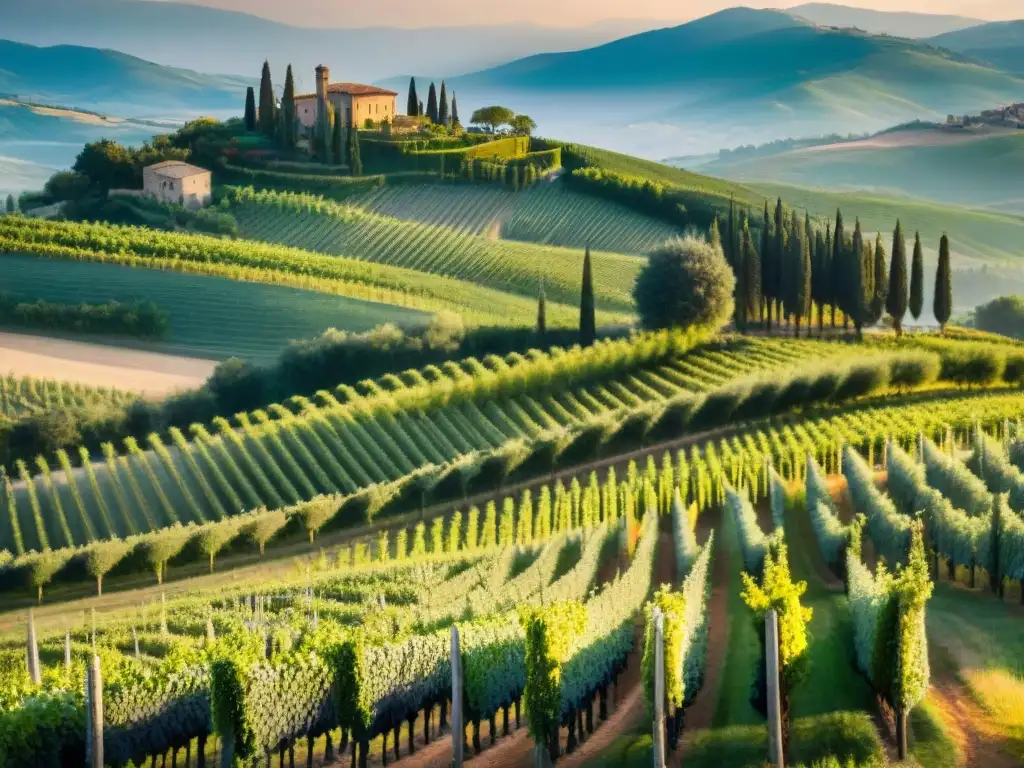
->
{"left": 509, "top": 114, "right": 537, "bottom": 136}
{"left": 470, "top": 105, "right": 515, "bottom": 133}
{"left": 633, "top": 235, "right": 735, "bottom": 331}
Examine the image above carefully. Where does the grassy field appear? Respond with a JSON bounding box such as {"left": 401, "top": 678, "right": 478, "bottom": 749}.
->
{"left": 0, "top": 253, "right": 429, "bottom": 363}
{"left": 353, "top": 180, "right": 681, "bottom": 256}
{"left": 226, "top": 186, "right": 644, "bottom": 314}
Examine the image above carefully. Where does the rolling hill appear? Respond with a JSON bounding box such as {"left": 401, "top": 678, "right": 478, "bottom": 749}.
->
{"left": 787, "top": 3, "right": 983, "bottom": 38}
{"left": 438, "top": 8, "right": 1024, "bottom": 159}
{"left": 674, "top": 126, "right": 1024, "bottom": 212}
{"left": 0, "top": 98, "right": 165, "bottom": 198}
{"left": 928, "top": 20, "right": 1024, "bottom": 73}
{"left": 0, "top": 39, "right": 249, "bottom": 118}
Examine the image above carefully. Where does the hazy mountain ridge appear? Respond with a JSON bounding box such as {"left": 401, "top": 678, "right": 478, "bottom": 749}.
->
{"left": 0, "top": 39, "right": 250, "bottom": 118}
{"left": 0, "top": 0, "right": 664, "bottom": 85}
{"left": 787, "top": 3, "right": 983, "bottom": 38}
{"left": 928, "top": 21, "right": 1024, "bottom": 73}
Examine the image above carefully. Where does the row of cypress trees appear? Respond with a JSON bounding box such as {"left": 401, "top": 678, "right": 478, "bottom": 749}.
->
{"left": 406, "top": 78, "right": 459, "bottom": 125}
{"left": 534, "top": 247, "right": 596, "bottom": 350}
{"left": 721, "top": 199, "right": 953, "bottom": 336}
{"left": 244, "top": 61, "right": 362, "bottom": 172}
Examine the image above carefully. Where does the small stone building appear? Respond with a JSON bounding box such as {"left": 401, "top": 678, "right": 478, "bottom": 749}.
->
{"left": 294, "top": 65, "right": 397, "bottom": 132}
{"left": 142, "top": 161, "right": 212, "bottom": 209}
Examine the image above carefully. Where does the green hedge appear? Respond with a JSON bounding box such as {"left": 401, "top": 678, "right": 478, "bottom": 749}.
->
{"left": 0, "top": 296, "right": 169, "bottom": 340}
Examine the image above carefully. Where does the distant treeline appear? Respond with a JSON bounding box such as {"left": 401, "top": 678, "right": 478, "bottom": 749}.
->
{"left": 0, "top": 296, "right": 169, "bottom": 340}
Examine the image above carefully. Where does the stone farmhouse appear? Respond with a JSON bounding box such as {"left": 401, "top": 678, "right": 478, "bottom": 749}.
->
{"left": 142, "top": 161, "right": 212, "bottom": 209}
{"left": 294, "top": 65, "right": 397, "bottom": 133}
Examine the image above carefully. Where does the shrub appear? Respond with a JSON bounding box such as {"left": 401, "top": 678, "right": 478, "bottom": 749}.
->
{"left": 633, "top": 236, "right": 735, "bottom": 332}
{"left": 888, "top": 352, "right": 940, "bottom": 391}
{"left": 939, "top": 346, "right": 1005, "bottom": 387}
{"left": 833, "top": 360, "right": 889, "bottom": 402}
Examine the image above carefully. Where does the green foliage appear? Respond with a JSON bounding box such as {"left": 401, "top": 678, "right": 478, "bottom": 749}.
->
{"left": 634, "top": 235, "right": 735, "bottom": 331}
{"left": 642, "top": 586, "right": 687, "bottom": 716}
{"left": 470, "top": 106, "right": 515, "bottom": 132}
{"left": 974, "top": 295, "right": 1024, "bottom": 339}
{"left": 83, "top": 536, "right": 135, "bottom": 594}
{"left": 933, "top": 234, "right": 953, "bottom": 330}
{"left": 0, "top": 295, "right": 168, "bottom": 339}
{"left": 522, "top": 600, "right": 587, "bottom": 744}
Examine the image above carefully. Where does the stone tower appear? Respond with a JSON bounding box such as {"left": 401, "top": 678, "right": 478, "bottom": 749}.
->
{"left": 315, "top": 65, "right": 330, "bottom": 124}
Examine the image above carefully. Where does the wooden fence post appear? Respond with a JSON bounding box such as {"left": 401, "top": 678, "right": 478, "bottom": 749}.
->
{"left": 451, "top": 625, "right": 463, "bottom": 768}
{"left": 765, "top": 610, "right": 784, "bottom": 768}
{"left": 26, "top": 609, "right": 41, "bottom": 685}
{"left": 86, "top": 654, "right": 104, "bottom": 768}
{"left": 64, "top": 627, "right": 72, "bottom": 671}
{"left": 652, "top": 609, "right": 666, "bottom": 768}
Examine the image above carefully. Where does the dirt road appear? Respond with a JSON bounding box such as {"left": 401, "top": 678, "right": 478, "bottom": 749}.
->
{"left": 0, "top": 330, "right": 215, "bottom": 396}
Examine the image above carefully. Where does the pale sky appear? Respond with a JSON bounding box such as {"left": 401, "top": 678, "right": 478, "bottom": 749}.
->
{"left": 164, "top": 0, "right": 1023, "bottom": 27}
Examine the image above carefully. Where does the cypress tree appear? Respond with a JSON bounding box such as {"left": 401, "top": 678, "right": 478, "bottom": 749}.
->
{"left": 822, "top": 224, "right": 833, "bottom": 332}
{"left": 795, "top": 213, "right": 812, "bottom": 337}
{"left": 244, "top": 86, "right": 257, "bottom": 131}
{"left": 869, "top": 232, "right": 888, "bottom": 325}
{"left": 773, "top": 198, "right": 785, "bottom": 328}
{"left": 832, "top": 210, "right": 845, "bottom": 329}
{"left": 537, "top": 283, "right": 547, "bottom": 345}
{"left": 331, "top": 111, "right": 343, "bottom": 166}
{"left": 579, "top": 247, "right": 596, "bottom": 346}
{"left": 812, "top": 228, "right": 826, "bottom": 333}
{"left": 451, "top": 92, "right": 460, "bottom": 126}
{"left": 4, "top": 195, "right": 14, "bottom": 213}
{"left": 909, "top": 231, "right": 924, "bottom": 321}
{"left": 726, "top": 197, "right": 738, "bottom": 271}
{"left": 426, "top": 82, "right": 439, "bottom": 124}
{"left": 851, "top": 218, "right": 866, "bottom": 336}
{"left": 760, "top": 202, "right": 772, "bottom": 328}
{"left": 419, "top": 100, "right": 424, "bottom": 117}
{"left": 934, "top": 234, "right": 953, "bottom": 331}
{"left": 741, "top": 216, "right": 761, "bottom": 333}
{"left": 710, "top": 217, "right": 721, "bottom": 251}
{"left": 887, "top": 221, "right": 908, "bottom": 336}
{"left": 258, "top": 60, "right": 276, "bottom": 137}
{"left": 438, "top": 81, "right": 449, "bottom": 125}
{"left": 407, "top": 78, "right": 419, "bottom": 116}
{"left": 281, "top": 64, "right": 297, "bottom": 150}
{"left": 346, "top": 126, "right": 362, "bottom": 176}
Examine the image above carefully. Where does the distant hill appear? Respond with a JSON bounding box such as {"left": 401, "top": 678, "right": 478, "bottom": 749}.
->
{"left": 0, "top": 98, "right": 162, "bottom": 197}
{"left": 438, "top": 8, "right": 1024, "bottom": 159}
{"left": 929, "top": 21, "right": 1024, "bottom": 73}
{"left": 0, "top": 39, "right": 249, "bottom": 118}
{"left": 672, "top": 126, "right": 1024, "bottom": 213}
{"left": 787, "top": 3, "right": 982, "bottom": 38}
{"left": 0, "top": 0, "right": 662, "bottom": 84}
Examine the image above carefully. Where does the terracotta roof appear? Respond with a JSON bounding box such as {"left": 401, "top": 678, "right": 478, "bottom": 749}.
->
{"left": 145, "top": 161, "right": 210, "bottom": 179}
{"left": 295, "top": 83, "right": 397, "bottom": 99}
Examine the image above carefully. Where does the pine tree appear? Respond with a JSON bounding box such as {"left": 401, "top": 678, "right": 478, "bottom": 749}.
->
{"left": 426, "top": 82, "right": 439, "bottom": 124}
{"left": 346, "top": 126, "right": 362, "bottom": 176}
{"left": 331, "top": 111, "right": 343, "bottom": 166}
{"left": 909, "top": 231, "right": 924, "bottom": 322}
{"left": 451, "top": 92, "right": 460, "bottom": 126}
{"left": 832, "top": 210, "right": 846, "bottom": 329}
{"left": 407, "top": 78, "right": 419, "bottom": 116}
{"left": 760, "top": 202, "right": 772, "bottom": 328}
{"left": 934, "top": 234, "right": 953, "bottom": 331}
{"left": 887, "top": 221, "right": 908, "bottom": 335}
{"left": 281, "top": 64, "right": 297, "bottom": 150}
{"left": 536, "top": 283, "right": 547, "bottom": 345}
{"left": 850, "top": 218, "right": 866, "bottom": 336}
{"left": 244, "top": 86, "right": 257, "bottom": 132}
{"left": 438, "top": 81, "right": 450, "bottom": 125}
{"left": 579, "top": 247, "right": 596, "bottom": 346}
{"left": 258, "top": 60, "right": 276, "bottom": 137}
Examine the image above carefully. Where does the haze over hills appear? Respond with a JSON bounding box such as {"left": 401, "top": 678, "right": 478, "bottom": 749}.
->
{"left": 0, "top": 0, "right": 663, "bottom": 84}
{"left": 0, "top": 39, "right": 249, "bottom": 118}
{"left": 928, "top": 20, "right": 1024, "bottom": 73}
{"left": 787, "top": 3, "right": 983, "bottom": 38}
{"left": 431, "top": 8, "right": 1024, "bottom": 158}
